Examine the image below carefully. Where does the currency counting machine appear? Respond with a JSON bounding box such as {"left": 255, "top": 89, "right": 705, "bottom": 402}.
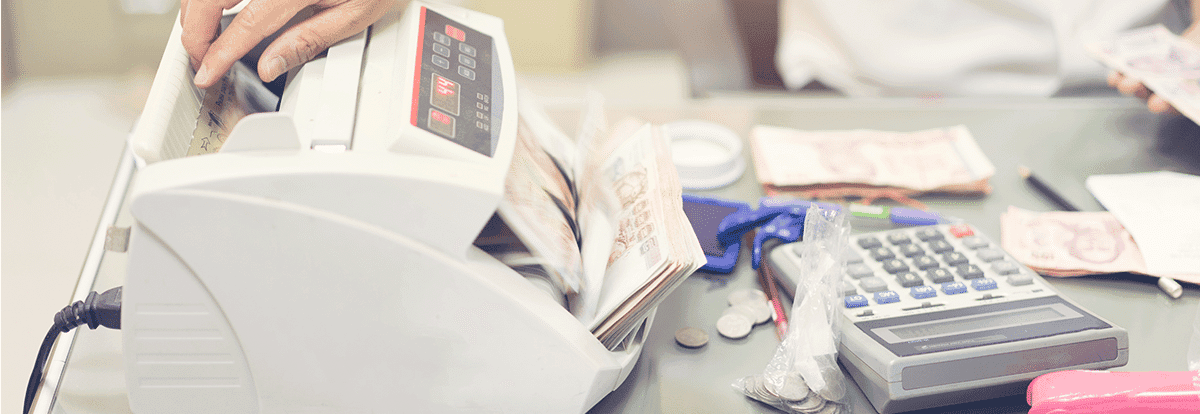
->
{"left": 121, "top": 1, "right": 649, "bottom": 412}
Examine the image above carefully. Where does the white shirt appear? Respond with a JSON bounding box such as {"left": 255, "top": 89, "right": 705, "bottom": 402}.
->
{"left": 777, "top": 0, "right": 1183, "bottom": 97}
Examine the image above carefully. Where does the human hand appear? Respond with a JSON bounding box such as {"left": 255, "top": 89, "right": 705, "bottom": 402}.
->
{"left": 1106, "top": 24, "right": 1200, "bottom": 115}
{"left": 181, "top": 0, "right": 395, "bottom": 89}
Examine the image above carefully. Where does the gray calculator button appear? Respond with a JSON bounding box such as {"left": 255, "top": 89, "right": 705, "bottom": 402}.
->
{"left": 431, "top": 55, "right": 450, "bottom": 69}
{"left": 1008, "top": 273, "right": 1034, "bottom": 286}
{"left": 433, "top": 43, "right": 451, "bottom": 57}
{"left": 882, "top": 259, "right": 909, "bottom": 274}
{"left": 860, "top": 277, "right": 888, "bottom": 293}
{"left": 991, "top": 261, "right": 1021, "bottom": 275}
{"left": 843, "top": 248, "right": 864, "bottom": 264}
{"left": 915, "top": 228, "right": 944, "bottom": 241}
{"left": 887, "top": 232, "right": 912, "bottom": 245}
{"left": 458, "top": 66, "right": 476, "bottom": 81}
{"left": 913, "top": 256, "right": 939, "bottom": 270}
{"left": 870, "top": 247, "right": 896, "bottom": 261}
{"left": 961, "top": 236, "right": 989, "bottom": 249}
{"left": 846, "top": 263, "right": 874, "bottom": 279}
{"left": 899, "top": 244, "right": 925, "bottom": 257}
{"left": 458, "top": 42, "right": 477, "bottom": 57}
{"left": 975, "top": 248, "right": 1006, "bottom": 262}
{"left": 956, "top": 264, "right": 985, "bottom": 279}
{"left": 840, "top": 281, "right": 859, "bottom": 297}
{"left": 926, "top": 268, "right": 955, "bottom": 284}
{"left": 433, "top": 31, "right": 452, "bottom": 45}
{"left": 896, "top": 272, "right": 924, "bottom": 287}
{"left": 458, "top": 54, "right": 476, "bottom": 69}
{"left": 857, "top": 237, "right": 883, "bottom": 249}
{"left": 942, "top": 252, "right": 969, "bottom": 266}
{"left": 927, "top": 240, "right": 954, "bottom": 253}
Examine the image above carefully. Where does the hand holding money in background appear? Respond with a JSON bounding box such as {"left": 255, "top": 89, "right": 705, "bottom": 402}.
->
{"left": 1105, "top": 3, "right": 1200, "bottom": 115}
{"left": 181, "top": 0, "right": 396, "bottom": 88}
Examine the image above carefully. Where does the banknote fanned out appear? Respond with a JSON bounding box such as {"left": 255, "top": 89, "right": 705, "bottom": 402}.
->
{"left": 1085, "top": 25, "right": 1200, "bottom": 123}
{"left": 491, "top": 91, "right": 706, "bottom": 350}
{"left": 750, "top": 125, "right": 995, "bottom": 202}
{"left": 999, "top": 206, "right": 1199, "bottom": 285}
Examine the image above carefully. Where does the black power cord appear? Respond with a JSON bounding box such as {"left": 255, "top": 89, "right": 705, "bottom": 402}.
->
{"left": 24, "top": 287, "right": 123, "bottom": 414}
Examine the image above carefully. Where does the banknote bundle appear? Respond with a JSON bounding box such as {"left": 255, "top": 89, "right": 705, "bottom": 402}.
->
{"left": 483, "top": 91, "right": 706, "bottom": 349}
{"left": 1085, "top": 25, "right": 1200, "bottom": 123}
{"left": 749, "top": 125, "right": 995, "bottom": 204}
{"left": 999, "top": 206, "right": 1199, "bottom": 284}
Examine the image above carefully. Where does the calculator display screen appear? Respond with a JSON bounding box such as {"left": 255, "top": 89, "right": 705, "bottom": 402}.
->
{"left": 887, "top": 306, "right": 1066, "bottom": 341}
{"left": 411, "top": 7, "right": 501, "bottom": 157}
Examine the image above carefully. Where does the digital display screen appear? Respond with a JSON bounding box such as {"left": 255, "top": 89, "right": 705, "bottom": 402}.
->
{"left": 889, "top": 306, "right": 1066, "bottom": 341}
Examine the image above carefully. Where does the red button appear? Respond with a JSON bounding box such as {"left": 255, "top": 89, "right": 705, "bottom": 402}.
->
{"left": 948, "top": 224, "right": 974, "bottom": 238}
{"left": 430, "top": 109, "right": 452, "bottom": 125}
{"left": 446, "top": 25, "right": 465, "bottom": 42}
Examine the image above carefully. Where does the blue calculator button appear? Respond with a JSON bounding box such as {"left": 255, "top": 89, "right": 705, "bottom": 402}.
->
{"left": 910, "top": 286, "right": 937, "bottom": 299}
{"left": 971, "top": 278, "right": 998, "bottom": 291}
{"left": 874, "top": 291, "right": 900, "bottom": 304}
{"left": 941, "top": 282, "right": 968, "bottom": 295}
{"left": 844, "top": 295, "right": 869, "bottom": 308}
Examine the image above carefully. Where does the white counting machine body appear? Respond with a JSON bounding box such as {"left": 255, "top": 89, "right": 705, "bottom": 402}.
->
{"left": 122, "top": 1, "right": 650, "bottom": 413}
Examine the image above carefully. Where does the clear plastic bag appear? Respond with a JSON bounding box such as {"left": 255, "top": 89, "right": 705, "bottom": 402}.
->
{"left": 734, "top": 203, "right": 851, "bottom": 413}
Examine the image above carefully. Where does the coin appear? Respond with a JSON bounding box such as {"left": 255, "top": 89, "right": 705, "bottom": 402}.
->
{"left": 727, "top": 288, "right": 767, "bottom": 306}
{"left": 716, "top": 313, "right": 753, "bottom": 339}
{"left": 747, "top": 300, "right": 773, "bottom": 324}
{"left": 775, "top": 373, "right": 810, "bottom": 401}
{"left": 786, "top": 394, "right": 826, "bottom": 414}
{"left": 674, "top": 326, "right": 709, "bottom": 348}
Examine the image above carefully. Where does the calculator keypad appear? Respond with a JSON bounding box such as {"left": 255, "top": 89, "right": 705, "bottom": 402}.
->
{"left": 835, "top": 224, "right": 1043, "bottom": 313}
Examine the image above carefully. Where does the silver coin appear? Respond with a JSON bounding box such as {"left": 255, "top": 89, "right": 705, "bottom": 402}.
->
{"left": 747, "top": 300, "right": 774, "bottom": 324}
{"left": 774, "top": 374, "right": 810, "bottom": 401}
{"left": 728, "top": 288, "right": 767, "bottom": 306}
{"left": 716, "top": 313, "right": 753, "bottom": 339}
{"left": 812, "top": 402, "right": 840, "bottom": 414}
{"left": 724, "top": 304, "right": 759, "bottom": 323}
{"left": 786, "top": 394, "right": 826, "bottom": 414}
{"left": 674, "top": 326, "right": 709, "bottom": 348}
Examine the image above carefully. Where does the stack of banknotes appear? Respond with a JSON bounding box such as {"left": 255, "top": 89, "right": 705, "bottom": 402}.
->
{"left": 482, "top": 91, "right": 706, "bottom": 350}
{"left": 1000, "top": 206, "right": 1199, "bottom": 284}
{"left": 1086, "top": 25, "right": 1200, "bottom": 123}
{"left": 750, "top": 125, "right": 995, "bottom": 202}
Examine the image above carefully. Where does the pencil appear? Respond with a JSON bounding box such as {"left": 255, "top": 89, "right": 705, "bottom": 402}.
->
{"left": 1018, "top": 165, "right": 1080, "bottom": 212}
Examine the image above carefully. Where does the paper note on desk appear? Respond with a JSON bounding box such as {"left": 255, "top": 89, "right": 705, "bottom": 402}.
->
{"left": 1000, "top": 206, "right": 1199, "bottom": 284}
{"left": 750, "top": 125, "right": 995, "bottom": 200}
{"left": 1085, "top": 25, "right": 1200, "bottom": 122}
{"left": 1085, "top": 171, "right": 1200, "bottom": 277}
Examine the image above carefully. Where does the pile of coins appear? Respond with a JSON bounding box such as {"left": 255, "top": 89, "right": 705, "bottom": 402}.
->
{"left": 740, "top": 373, "right": 839, "bottom": 414}
{"left": 716, "top": 289, "right": 774, "bottom": 339}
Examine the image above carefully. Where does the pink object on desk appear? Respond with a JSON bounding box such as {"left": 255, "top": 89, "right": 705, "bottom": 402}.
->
{"left": 1027, "top": 370, "right": 1200, "bottom": 413}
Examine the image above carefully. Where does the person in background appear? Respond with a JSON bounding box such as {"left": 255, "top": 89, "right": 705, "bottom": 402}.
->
{"left": 181, "top": 0, "right": 395, "bottom": 89}
{"left": 775, "top": 0, "right": 1200, "bottom": 115}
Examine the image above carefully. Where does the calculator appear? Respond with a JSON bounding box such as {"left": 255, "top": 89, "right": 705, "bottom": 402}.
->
{"left": 766, "top": 223, "right": 1128, "bottom": 414}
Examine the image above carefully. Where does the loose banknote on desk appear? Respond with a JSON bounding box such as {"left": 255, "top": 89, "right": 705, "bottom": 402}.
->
{"left": 1000, "top": 206, "right": 1200, "bottom": 285}
{"left": 750, "top": 125, "right": 995, "bottom": 202}
{"left": 1085, "top": 25, "right": 1200, "bottom": 122}
{"left": 483, "top": 91, "right": 706, "bottom": 349}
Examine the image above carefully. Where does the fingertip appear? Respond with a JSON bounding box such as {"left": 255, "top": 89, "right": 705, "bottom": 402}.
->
{"left": 1147, "top": 95, "right": 1173, "bottom": 114}
{"left": 260, "top": 56, "right": 289, "bottom": 83}
{"left": 1105, "top": 71, "right": 1122, "bottom": 88}
{"left": 194, "top": 62, "right": 216, "bottom": 89}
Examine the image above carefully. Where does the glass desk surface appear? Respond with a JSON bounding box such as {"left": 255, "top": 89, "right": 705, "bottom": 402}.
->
{"left": 38, "top": 97, "right": 1200, "bottom": 414}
